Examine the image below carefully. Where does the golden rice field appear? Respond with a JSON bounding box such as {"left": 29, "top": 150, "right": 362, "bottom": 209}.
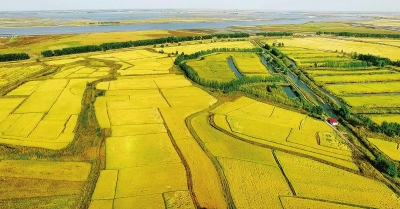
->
{"left": 230, "top": 53, "right": 270, "bottom": 75}
{"left": 156, "top": 40, "right": 254, "bottom": 55}
{"left": 263, "top": 45, "right": 355, "bottom": 67}
{"left": 0, "top": 160, "right": 91, "bottom": 207}
{"left": 0, "top": 29, "right": 205, "bottom": 55}
{"left": 0, "top": 78, "right": 91, "bottom": 150}
{"left": 369, "top": 115, "right": 400, "bottom": 125}
{"left": 265, "top": 37, "right": 400, "bottom": 61}
{"left": 325, "top": 82, "right": 400, "bottom": 95}
{"left": 305, "top": 69, "right": 393, "bottom": 76}
{"left": 343, "top": 36, "right": 400, "bottom": 47}
{"left": 186, "top": 53, "right": 237, "bottom": 82}
{"left": 210, "top": 97, "right": 357, "bottom": 170}
{"left": 3, "top": 29, "right": 400, "bottom": 208}
{"left": 91, "top": 50, "right": 174, "bottom": 75}
{"left": 368, "top": 138, "right": 400, "bottom": 161}
{"left": 313, "top": 73, "right": 400, "bottom": 84}
{"left": 276, "top": 151, "right": 400, "bottom": 208}
{"left": 91, "top": 62, "right": 222, "bottom": 208}
{"left": 0, "top": 64, "right": 44, "bottom": 88}
{"left": 343, "top": 95, "right": 400, "bottom": 107}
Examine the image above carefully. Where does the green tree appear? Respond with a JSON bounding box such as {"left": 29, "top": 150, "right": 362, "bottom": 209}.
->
{"left": 339, "top": 105, "right": 351, "bottom": 119}
{"left": 375, "top": 155, "right": 398, "bottom": 178}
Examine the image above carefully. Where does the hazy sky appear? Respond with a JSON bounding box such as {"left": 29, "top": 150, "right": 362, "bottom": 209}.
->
{"left": 1, "top": 0, "right": 399, "bottom": 12}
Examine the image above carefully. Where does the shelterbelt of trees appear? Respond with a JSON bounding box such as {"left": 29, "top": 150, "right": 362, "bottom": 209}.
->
{"left": 317, "top": 31, "right": 400, "bottom": 39}
{"left": 41, "top": 33, "right": 250, "bottom": 57}
{"left": 255, "top": 32, "right": 293, "bottom": 37}
{"left": 0, "top": 53, "right": 30, "bottom": 62}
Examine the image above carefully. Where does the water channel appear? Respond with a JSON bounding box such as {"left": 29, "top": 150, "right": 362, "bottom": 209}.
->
{"left": 227, "top": 57, "right": 243, "bottom": 78}
{"left": 286, "top": 59, "right": 340, "bottom": 119}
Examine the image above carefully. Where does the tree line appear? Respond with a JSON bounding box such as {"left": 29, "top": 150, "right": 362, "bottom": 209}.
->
{"left": 317, "top": 31, "right": 400, "bottom": 39}
{"left": 41, "top": 33, "right": 250, "bottom": 57}
{"left": 356, "top": 53, "right": 394, "bottom": 67}
{"left": 321, "top": 60, "right": 371, "bottom": 68}
{"left": 256, "top": 32, "right": 293, "bottom": 37}
{"left": 0, "top": 53, "right": 30, "bottom": 62}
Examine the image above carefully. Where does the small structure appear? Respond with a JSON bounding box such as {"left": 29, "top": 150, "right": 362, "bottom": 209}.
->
{"left": 328, "top": 118, "right": 338, "bottom": 126}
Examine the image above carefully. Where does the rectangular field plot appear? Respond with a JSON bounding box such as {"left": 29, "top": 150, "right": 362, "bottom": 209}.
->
{"left": 368, "top": 138, "right": 400, "bottom": 161}
{"left": 305, "top": 69, "right": 393, "bottom": 77}
{"left": 369, "top": 115, "right": 400, "bottom": 125}
{"left": 108, "top": 79, "right": 158, "bottom": 90}
{"left": 113, "top": 194, "right": 165, "bottom": 209}
{"left": 218, "top": 157, "right": 291, "bottom": 209}
{"left": 276, "top": 151, "right": 400, "bottom": 209}
{"left": 48, "top": 79, "right": 92, "bottom": 115}
{"left": 106, "top": 133, "right": 181, "bottom": 169}
{"left": 226, "top": 115, "right": 292, "bottom": 143}
{"left": 231, "top": 53, "right": 270, "bottom": 75}
{"left": 108, "top": 108, "right": 163, "bottom": 126}
{"left": 280, "top": 197, "right": 360, "bottom": 209}
{"left": 0, "top": 160, "right": 91, "bottom": 181}
{"left": 91, "top": 170, "right": 118, "bottom": 200}
{"left": 107, "top": 94, "right": 169, "bottom": 109}
{"left": 115, "top": 163, "right": 187, "bottom": 197}
{"left": 29, "top": 119, "right": 66, "bottom": 139}
{"left": 111, "top": 124, "right": 167, "bottom": 137}
{"left": 265, "top": 37, "right": 400, "bottom": 61}
{"left": 46, "top": 58, "right": 85, "bottom": 65}
{"left": 14, "top": 91, "right": 62, "bottom": 113}
{"left": 7, "top": 81, "right": 43, "bottom": 96}
{"left": 186, "top": 53, "right": 237, "bottom": 82}
{"left": 343, "top": 95, "right": 400, "bottom": 107}
{"left": 313, "top": 73, "right": 400, "bottom": 84}
{"left": 326, "top": 82, "right": 400, "bottom": 95}
{"left": 2, "top": 113, "right": 43, "bottom": 137}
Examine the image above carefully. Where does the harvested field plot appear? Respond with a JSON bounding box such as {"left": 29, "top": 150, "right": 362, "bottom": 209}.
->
{"left": 186, "top": 53, "right": 237, "bottom": 82}
{"left": 368, "top": 138, "right": 400, "bottom": 161}
{"left": 276, "top": 151, "right": 400, "bottom": 208}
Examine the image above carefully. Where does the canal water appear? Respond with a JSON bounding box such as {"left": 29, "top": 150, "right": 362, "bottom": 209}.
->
{"left": 227, "top": 57, "right": 243, "bottom": 78}
{"left": 286, "top": 59, "right": 339, "bottom": 119}
{"left": 260, "top": 56, "right": 276, "bottom": 73}
{"left": 282, "top": 86, "right": 297, "bottom": 99}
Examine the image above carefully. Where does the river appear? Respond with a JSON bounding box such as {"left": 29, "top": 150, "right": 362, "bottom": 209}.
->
{"left": 0, "top": 10, "right": 368, "bottom": 36}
